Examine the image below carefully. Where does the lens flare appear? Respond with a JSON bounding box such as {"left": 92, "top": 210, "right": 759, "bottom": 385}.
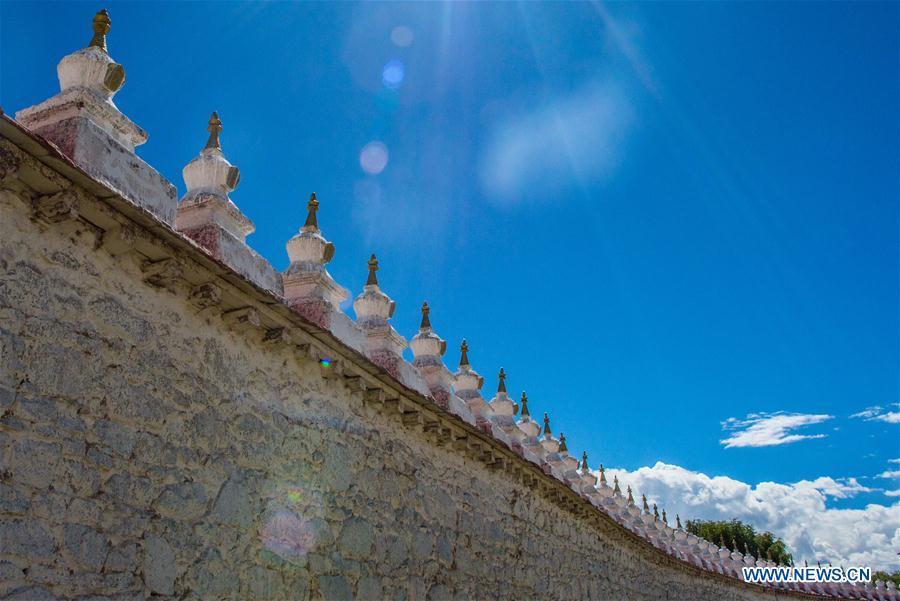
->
{"left": 391, "top": 25, "right": 413, "bottom": 47}
{"left": 359, "top": 141, "right": 389, "bottom": 175}
{"left": 260, "top": 509, "right": 316, "bottom": 562}
{"left": 259, "top": 484, "right": 325, "bottom": 563}
{"left": 319, "top": 357, "right": 332, "bottom": 368}
{"left": 382, "top": 59, "right": 405, "bottom": 89}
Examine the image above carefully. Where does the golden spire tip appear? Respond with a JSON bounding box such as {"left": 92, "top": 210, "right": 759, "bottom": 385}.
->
{"left": 459, "top": 339, "right": 469, "bottom": 367}
{"left": 303, "top": 192, "right": 319, "bottom": 229}
{"left": 204, "top": 111, "right": 222, "bottom": 150}
{"left": 542, "top": 412, "right": 551, "bottom": 436}
{"left": 558, "top": 432, "right": 567, "bottom": 453}
{"left": 497, "top": 367, "right": 506, "bottom": 393}
{"left": 519, "top": 391, "right": 529, "bottom": 417}
{"left": 366, "top": 253, "right": 379, "bottom": 286}
{"left": 89, "top": 9, "right": 111, "bottom": 53}
{"left": 420, "top": 301, "right": 431, "bottom": 329}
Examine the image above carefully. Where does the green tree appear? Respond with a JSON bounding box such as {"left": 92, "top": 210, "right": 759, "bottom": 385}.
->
{"left": 872, "top": 571, "right": 900, "bottom": 586}
{"left": 684, "top": 519, "right": 793, "bottom": 566}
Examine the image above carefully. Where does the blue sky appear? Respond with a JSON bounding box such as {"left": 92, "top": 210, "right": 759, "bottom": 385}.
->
{"left": 2, "top": 1, "right": 898, "bottom": 567}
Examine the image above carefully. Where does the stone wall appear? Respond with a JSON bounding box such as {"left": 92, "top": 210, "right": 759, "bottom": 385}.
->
{"left": 0, "top": 128, "right": 806, "bottom": 600}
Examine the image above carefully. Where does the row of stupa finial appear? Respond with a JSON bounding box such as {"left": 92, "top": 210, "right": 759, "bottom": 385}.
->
{"left": 10, "top": 11, "right": 898, "bottom": 599}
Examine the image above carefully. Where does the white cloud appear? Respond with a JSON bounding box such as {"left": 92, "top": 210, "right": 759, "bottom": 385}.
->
{"left": 851, "top": 407, "right": 881, "bottom": 419}
{"left": 885, "top": 490, "right": 900, "bottom": 498}
{"left": 890, "top": 459, "right": 900, "bottom": 464}
{"left": 479, "top": 82, "right": 633, "bottom": 203}
{"left": 604, "top": 462, "right": 899, "bottom": 571}
{"left": 874, "top": 412, "right": 899, "bottom": 424}
{"left": 720, "top": 412, "right": 833, "bottom": 448}
{"left": 793, "top": 476, "right": 874, "bottom": 499}
{"left": 851, "top": 404, "right": 900, "bottom": 424}
{"left": 878, "top": 470, "right": 900, "bottom": 479}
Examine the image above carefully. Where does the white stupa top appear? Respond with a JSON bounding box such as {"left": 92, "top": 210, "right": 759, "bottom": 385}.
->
{"left": 177, "top": 113, "right": 253, "bottom": 242}
{"left": 516, "top": 393, "right": 541, "bottom": 438}
{"left": 284, "top": 194, "right": 347, "bottom": 309}
{"left": 487, "top": 368, "right": 517, "bottom": 417}
{"left": 353, "top": 255, "right": 397, "bottom": 328}
{"left": 410, "top": 302, "right": 447, "bottom": 365}
{"left": 16, "top": 9, "right": 146, "bottom": 152}
{"left": 540, "top": 413, "right": 560, "bottom": 455}
{"left": 453, "top": 340, "right": 484, "bottom": 401}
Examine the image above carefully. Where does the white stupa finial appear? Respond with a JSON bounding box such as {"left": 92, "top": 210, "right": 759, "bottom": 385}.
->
{"left": 16, "top": 8, "right": 179, "bottom": 224}
{"left": 353, "top": 255, "right": 407, "bottom": 376}
{"left": 55, "top": 9, "right": 128, "bottom": 104}
{"left": 410, "top": 302, "right": 454, "bottom": 408}
{"left": 176, "top": 112, "right": 252, "bottom": 242}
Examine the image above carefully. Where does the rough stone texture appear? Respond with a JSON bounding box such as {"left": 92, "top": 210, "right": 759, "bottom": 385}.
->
{"left": 0, "top": 135, "right": 808, "bottom": 601}
{"left": 143, "top": 535, "right": 176, "bottom": 595}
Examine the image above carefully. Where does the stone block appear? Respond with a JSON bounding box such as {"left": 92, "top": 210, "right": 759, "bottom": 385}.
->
{"left": 435, "top": 535, "right": 453, "bottom": 566}
{"left": 316, "top": 575, "right": 352, "bottom": 601}
{"left": 0, "top": 385, "right": 14, "bottom": 413}
{"left": 0, "top": 518, "right": 56, "bottom": 559}
{"left": 190, "top": 549, "right": 239, "bottom": 595}
{"left": 427, "top": 583, "right": 452, "bottom": 601}
{"left": 357, "top": 576, "right": 383, "bottom": 600}
{"left": 8, "top": 438, "right": 61, "bottom": 489}
{"left": 143, "top": 534, "right": 175, "bottom": 595}
{"left": 413, "top": 528, "right": 433, "bottom": 558}
{"left": 212, "top": 471, "right": 257, "bottom": 528}
{"left": 103, "top": 472, "right": 154, "bottom": 508}
{"left": 63, "top": 523, "right": 108, "bottom": 571}
{"left": 0, "top": 482, "right": 29, "bottom": 514}
{"left": 247, "top": 566, "right": 283, "bottom": 599}
{"left": 153, "top": 481, "right": 208, "bottom": 521}
{"left": 321, "top": 444, "right": 353, "bottom": 493}
{"left": 104, "top": 541, "right": 139, "bottom": 573}
{"left": 338, "top": 517, "right": 374, "bottom": 559}
{"left": 93, "top": 419, "right": 137, "bottom": 458}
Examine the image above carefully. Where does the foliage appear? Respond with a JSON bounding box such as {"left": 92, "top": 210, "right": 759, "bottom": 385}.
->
{"left": 872, "top": 571, "right": 900, "bottom": 586}
{"left": 684, "top": 519, "right": 793, "bottom": 566}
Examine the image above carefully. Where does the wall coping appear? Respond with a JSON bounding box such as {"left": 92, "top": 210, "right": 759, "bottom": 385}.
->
{"left": 0, "top": 110, "right": 860, "bottom": 600}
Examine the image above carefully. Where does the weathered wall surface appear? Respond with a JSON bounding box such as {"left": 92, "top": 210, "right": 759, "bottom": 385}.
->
{"left": 0, "top": 138, "right": 794, "bottom": 600}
